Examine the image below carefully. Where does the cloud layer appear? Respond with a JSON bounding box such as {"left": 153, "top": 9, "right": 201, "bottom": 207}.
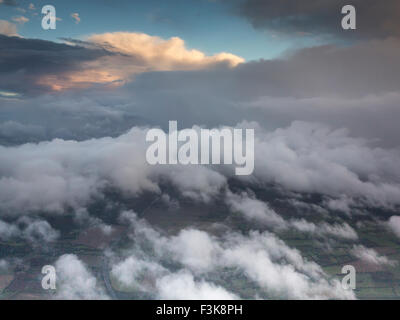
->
{"left": 109, "top": 211, "right": 355, "bottom": 299}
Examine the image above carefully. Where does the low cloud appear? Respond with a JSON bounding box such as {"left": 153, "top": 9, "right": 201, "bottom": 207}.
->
{"left": 0, "top": 259, "right": 9, "bottom": 272}
{"left": 226, "top": 191, "right": 286, "bottom": 228}
{"left": 387, "top": 216, "right": 400, "bottom": 239}
{"left": 0, "top": 125, "right": 228, "bottom": 215}
{"left": 110, "top": 211, "right": 355, "bottom": 299}
{"left": 0, "top": 120, "right": 399, "bottom": 217}
{"left": 55, "top": 254, "right": 109, "bottom": 299}
{"left": 156, "top": 272, "right": 238, "bottom": 300}
{"left": 0, "top": 216, "right": 59, "bottom": 244}
{"left": 290, "top": 219, "right": 358, "bottom": 240}
{"left": 351, "top": 245, "right": 396, "bottom": 266}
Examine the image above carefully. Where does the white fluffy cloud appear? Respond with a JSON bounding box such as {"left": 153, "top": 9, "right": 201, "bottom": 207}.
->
{"left": 0, "top": 120, "right": 399, "bottom": 217}
{"left": 0, "top": 259, "right": 9, "bottom": 272}
{"left": 111, "top": 211, "right": 355, "bottom": 300}
{"left": 50, "top": 32, "right": 244, "bottom": 90}
{"left": 289, "top": 219, "right": 358, "bottom": 240}
{"left": 156, "top": 272, "right": 238, "bottom": 300}
{"left": 219, "top": 231, "right": 354, "bottom": 299}
{"left": 0, "top": 217, "right": 59, "bottom": 243}
{"left": 387, "top": 216, "right": 400, "bottom": 238}
{"left": 0, "top": 220, "right": 19, "bottom": 239}
{"left": 250, "top": 121, "right": 400, "bottom": 208}
{"left": 0, "top": 124, "right": 228, "bottom": 215}
{"left": 19, "top": 217, "right": 60, "bottom": 243}
{"left": 225, "top": 190, "right": 358, "bottom": 240}
{"left": 351, "top": 245, "right": 396, "bottom": 266}
{"left": 226, "top": 191, "right": 286, "bottom": 228}
{"left": 111, "top": 256, "right": 166, "bottom": 291}
{"left": 88, "top": 32, "right": 244, "bottom": 70}
{"left": 55, "top": 254, "right": 109, "bottom": 299}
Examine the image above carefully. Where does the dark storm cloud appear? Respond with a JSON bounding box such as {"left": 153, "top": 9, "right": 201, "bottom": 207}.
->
{"left": 0, "top": 35, "right": 114, "bottom": 94}
{"left": 237, "top": 0, "right": 400, "bottom": 38}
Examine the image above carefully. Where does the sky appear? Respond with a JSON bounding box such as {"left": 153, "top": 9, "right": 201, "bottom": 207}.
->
{"left": 1, "top": 0, "right": 400, "bottom": 300}
{"left": 0, "top": 0, "right": 326, "bottom": 60}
